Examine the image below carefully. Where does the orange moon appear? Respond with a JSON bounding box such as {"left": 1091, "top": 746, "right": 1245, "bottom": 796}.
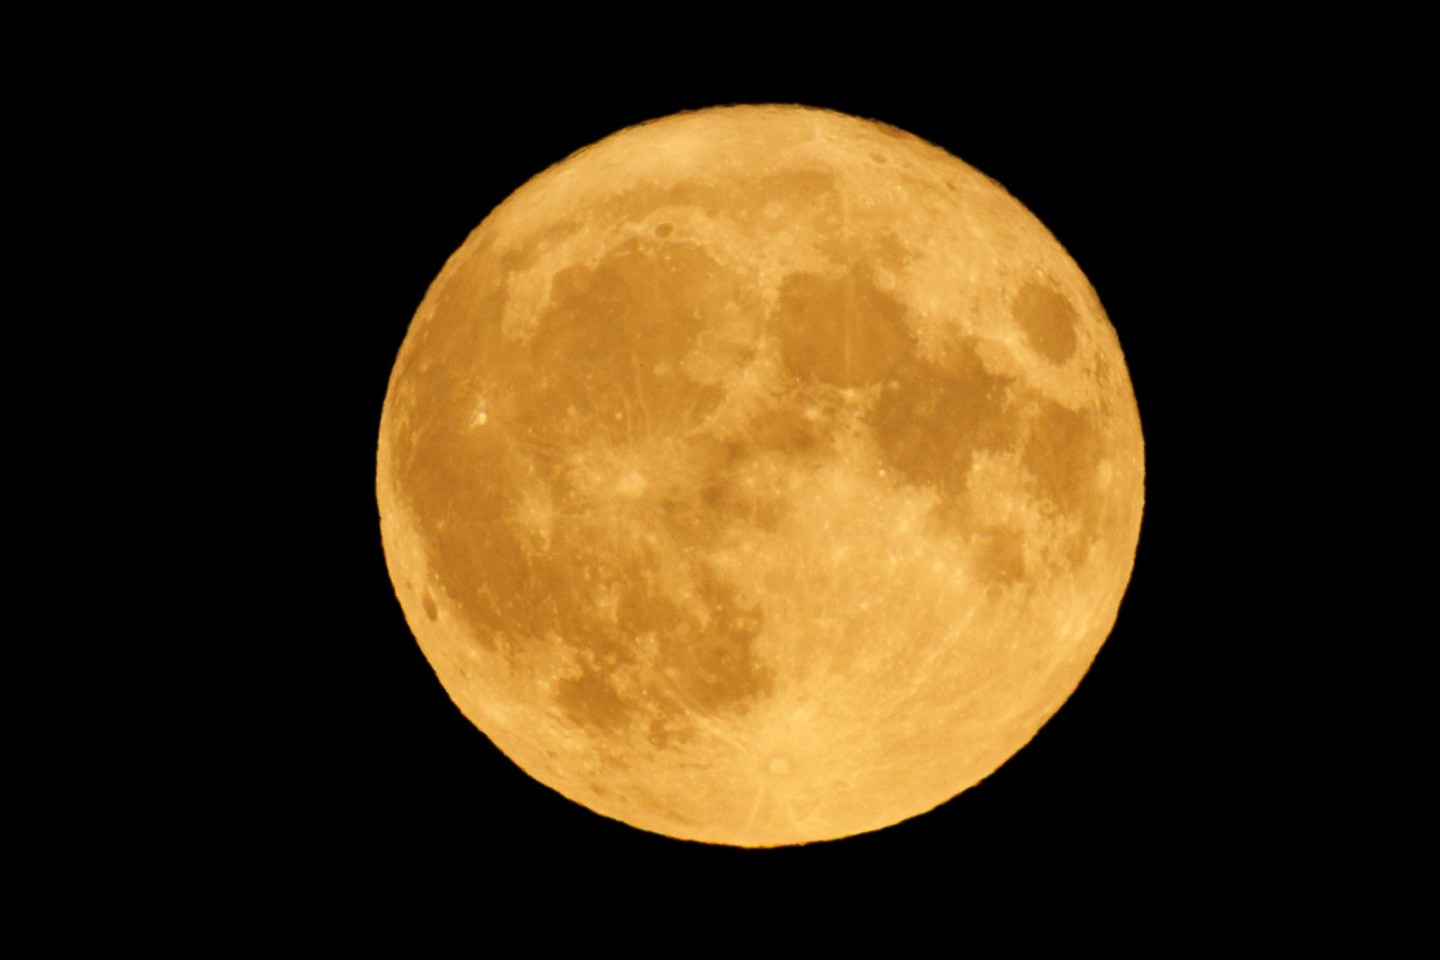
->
{"left": 376, "top": 104, "right": 1143, "bottom": 847}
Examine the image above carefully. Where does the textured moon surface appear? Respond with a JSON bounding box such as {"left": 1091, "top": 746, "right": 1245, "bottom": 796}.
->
{"left": 377, "top": 105, "right": 1144, "bottom": 847}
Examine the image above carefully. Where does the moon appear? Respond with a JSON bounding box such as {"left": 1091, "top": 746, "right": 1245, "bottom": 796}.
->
{"left": 376, "top": 104, "right": 1144, "bottom": 847}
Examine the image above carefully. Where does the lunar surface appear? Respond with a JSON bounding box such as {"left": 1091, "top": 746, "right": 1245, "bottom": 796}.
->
{"left": 377, "top": 105, "right": 1144, "bottom": 847}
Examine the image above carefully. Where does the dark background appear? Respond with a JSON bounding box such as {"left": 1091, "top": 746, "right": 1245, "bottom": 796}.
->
{"left": 232, "top": 69, "right": 1302, "bottom": 894}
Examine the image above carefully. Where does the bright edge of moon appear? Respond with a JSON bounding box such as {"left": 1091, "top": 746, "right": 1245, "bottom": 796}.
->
{"left": 377, "top": 104, "right": 1144, "bottom": 847}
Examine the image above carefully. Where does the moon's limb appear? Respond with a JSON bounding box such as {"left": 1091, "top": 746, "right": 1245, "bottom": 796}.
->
{"left": 377, "top": 105, "right": 1143, "bottom": 847}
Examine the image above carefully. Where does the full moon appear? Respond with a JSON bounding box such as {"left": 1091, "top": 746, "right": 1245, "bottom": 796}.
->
{"left": 376, "top": 104, "right": 1143, "bottom": 847}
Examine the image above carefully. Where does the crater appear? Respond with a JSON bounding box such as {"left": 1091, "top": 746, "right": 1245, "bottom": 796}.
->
{"left": 1012, "top": 281, "right": 1078, "bottom": 364}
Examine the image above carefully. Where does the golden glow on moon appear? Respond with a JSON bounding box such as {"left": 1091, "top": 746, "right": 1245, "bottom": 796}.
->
{"left": 376, "top": 105, "right": 1144, "bottom": 847}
